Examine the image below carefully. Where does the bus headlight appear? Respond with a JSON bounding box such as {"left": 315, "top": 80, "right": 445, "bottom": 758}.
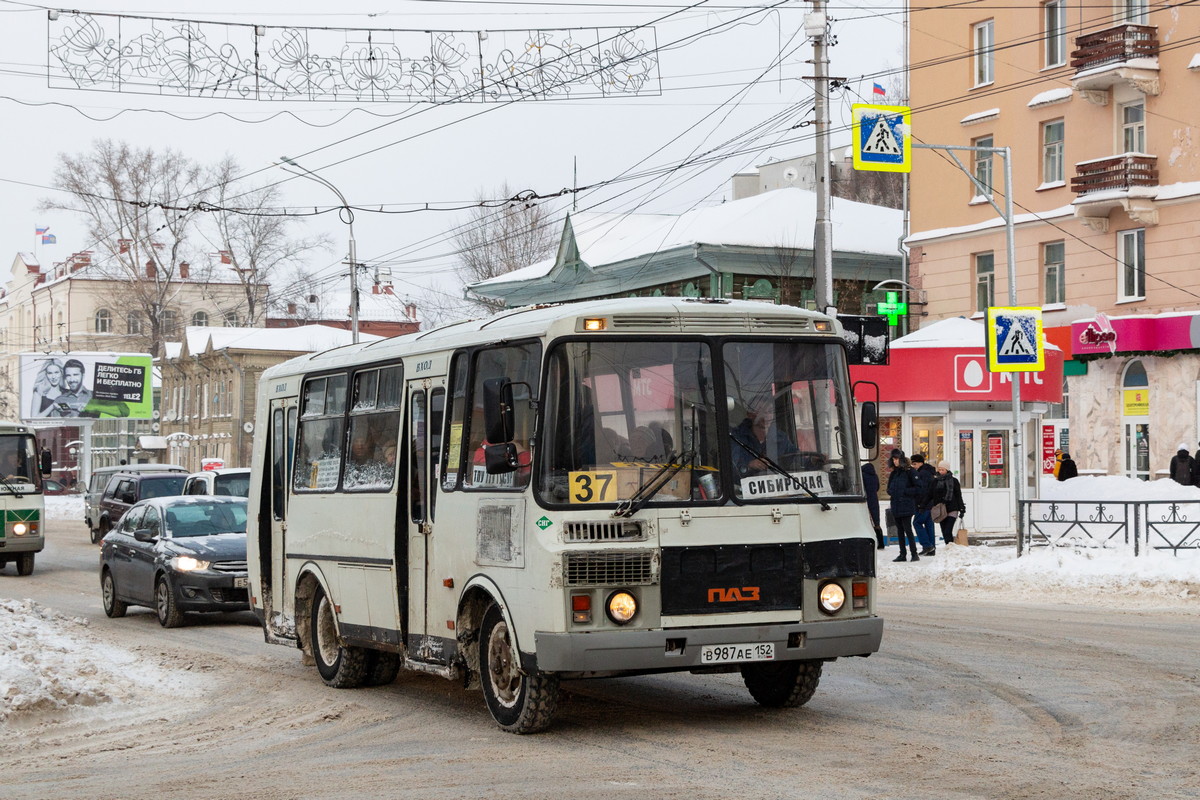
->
{"left": 818, "top": 582, "right": 846, "bottom": 615}
{"left": 606, "top": 591, "right": 637, "bottom": 624}
{"left": 12, "top": 522, "right": 28, "bottom": 535}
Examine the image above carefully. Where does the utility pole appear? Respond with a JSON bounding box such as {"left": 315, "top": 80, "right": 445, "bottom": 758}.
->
{"left": 806, "top": 0, "right": 835, "bottom": 314}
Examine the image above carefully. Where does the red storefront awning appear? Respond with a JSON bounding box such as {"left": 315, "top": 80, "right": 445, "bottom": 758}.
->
{"left": 849, "top": 317, "right": 1063, "bottom": 403}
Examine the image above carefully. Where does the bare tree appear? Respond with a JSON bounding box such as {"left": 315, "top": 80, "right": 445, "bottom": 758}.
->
{"left": 452, "top": 183, "right": 557, "bottom": 313}
{"left": 265, "top": 267, "right": 334, "bottom": 323}
{"left": 205, "top": 156, "right": 331, "bottom": 324}
{"left": 42, "top": 139, "right": 210, "bottom": 356}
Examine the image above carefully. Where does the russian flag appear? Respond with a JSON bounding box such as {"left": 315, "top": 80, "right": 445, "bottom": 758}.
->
{"left": 872, "top": 82, "right": 886, "bottom": 97}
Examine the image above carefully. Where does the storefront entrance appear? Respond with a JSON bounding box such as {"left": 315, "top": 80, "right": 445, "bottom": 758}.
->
{"left": 957, "top": 427, "right": 1014, "bottom": 533}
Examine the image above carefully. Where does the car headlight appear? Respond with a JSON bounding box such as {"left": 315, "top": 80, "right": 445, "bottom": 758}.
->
{"left": 171, "top": 555, "right": 211, "bottom": 572}
{"left": 606, "top": 591, "right": 637, "bottom": 624}
{"left": 818, "top": 581, "right": 846, "bottom": 615}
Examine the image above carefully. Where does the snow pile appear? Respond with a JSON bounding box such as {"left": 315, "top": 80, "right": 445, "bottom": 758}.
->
{"left": 0, "top": 598, "right": 199, "bottom": 721}
{"left": 882, "top": 474, "right": 1200, "bottom": 607}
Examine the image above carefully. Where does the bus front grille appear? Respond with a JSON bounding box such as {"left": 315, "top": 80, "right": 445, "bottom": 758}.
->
{"left": 563, "top": 520, "right": 646, "bottom": 543}
{"left": 564, "top": 551, "right": 658, "bottom": 587}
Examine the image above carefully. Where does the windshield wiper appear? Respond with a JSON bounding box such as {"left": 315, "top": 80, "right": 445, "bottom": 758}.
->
{"left": 0, "top": 476, "right": 24, "bottom": 499}
{"left": 613, "top": 450, "right": 695, "bottom": 518}
{"left": 728, "top": 433, "right": 830, "bottom": 511}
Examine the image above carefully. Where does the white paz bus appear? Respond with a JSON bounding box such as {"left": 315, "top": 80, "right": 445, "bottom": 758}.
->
{"left": 247, "top": 297, "right": 883, "bottom": 733}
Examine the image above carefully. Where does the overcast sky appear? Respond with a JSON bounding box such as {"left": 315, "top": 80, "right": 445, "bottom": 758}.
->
{"left": 1, "top": 0, "right": 905, "bottom": 315}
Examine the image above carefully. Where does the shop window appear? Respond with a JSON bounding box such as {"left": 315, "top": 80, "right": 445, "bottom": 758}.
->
{"left": 910, "top": 417, "right": 945, "bottom": 465}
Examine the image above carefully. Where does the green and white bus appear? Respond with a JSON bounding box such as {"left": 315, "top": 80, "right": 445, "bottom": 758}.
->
{"left": 247, "top": 298, "right": 883, "bottom": 733}
{"left": 0, "top": 422, "right": 47, "bottom": 576}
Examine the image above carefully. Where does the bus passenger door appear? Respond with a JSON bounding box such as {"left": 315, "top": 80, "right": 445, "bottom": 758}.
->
{"left": 405, "top": 380, "right": 444, "bottom": 657}
{"left": 267, "top": 397, "right": 298, "bottom": 620}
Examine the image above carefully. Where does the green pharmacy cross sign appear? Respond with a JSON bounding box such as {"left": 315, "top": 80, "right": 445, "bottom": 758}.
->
{"left": 876, "top": 291, "right": 908, "bottom": 326}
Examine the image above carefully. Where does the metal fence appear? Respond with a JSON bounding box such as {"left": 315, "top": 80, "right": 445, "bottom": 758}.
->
{"left": 1020, "top": 500, "right": 1200, "bottom": 557}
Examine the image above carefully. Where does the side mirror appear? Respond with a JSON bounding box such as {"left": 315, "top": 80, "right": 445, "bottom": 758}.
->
{"left": 484, "top": 442, "right": 520, "bottom": 475}
{"left": 133, "top": 528, "right": 156, "bottom": 543}
{"left": 483, "top": 378, "right": 515, "bottom": 445}
{"left": 860, "top": 401, "right": 878, "bottom": 449}
{"left": 40, "top": 450, "right": 52, "bottom": 476}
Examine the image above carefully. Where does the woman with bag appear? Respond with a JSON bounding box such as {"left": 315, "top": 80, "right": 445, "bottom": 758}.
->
{"left": 929, "top": 461, "right": 966, "bottom": 546}
{"left": 886, "top": 449, "right": 920, "bottom": 562}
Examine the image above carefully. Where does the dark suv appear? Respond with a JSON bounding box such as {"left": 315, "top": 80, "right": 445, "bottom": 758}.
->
{"left": 94, "top": 472, "right": 188, "bottom": 542}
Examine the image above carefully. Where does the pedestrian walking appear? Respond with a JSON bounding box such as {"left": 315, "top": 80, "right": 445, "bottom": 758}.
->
{"left": 1193, "top": 441, "right": 1200, "bottom": 488}
{"left": 886, "top": 448, "right": 919, "bottom": 562}
{"left": 911, "top": 453, "right": 937, "bottom": 556}
{"left": 1169, "top": 444, "right": 1196, "bottom": 486}
{"left": 861, "top": 462, "right": 885, "bottom": 549}
{"left": 929, "top": 461, "right": 967, "bottom": 545}
{"left": 1057, "top": 452, "right": 1078, "bottom": 481}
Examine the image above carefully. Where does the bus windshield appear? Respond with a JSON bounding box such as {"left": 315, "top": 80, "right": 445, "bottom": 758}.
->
{"left": 538, "top": 337, "right": 862, "bottom": 507}
{"left": 723, "top": 339, "right": 861, "bottom": 500}
{"left": 0, "top": 434, "right": 40, "bottom": 488}
{"left": 539, "top": 340, "right": 720, "bottom": 506}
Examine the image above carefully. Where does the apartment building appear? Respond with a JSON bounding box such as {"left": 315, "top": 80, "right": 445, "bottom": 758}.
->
{"left": 907, "top": 0, "right": 1200, "bottom": 481}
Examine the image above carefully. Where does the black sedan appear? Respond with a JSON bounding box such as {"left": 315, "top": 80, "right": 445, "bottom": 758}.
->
{"left": 99, "top": 496, "right": 250, "bottom": 627}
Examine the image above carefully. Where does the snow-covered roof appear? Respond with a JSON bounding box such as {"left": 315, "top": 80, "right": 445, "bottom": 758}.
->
{"left": 906, "top": 205, "right": 1075, "bottom": 244}
{"left": 893, "top": 316, "right": 1061, "bottom": 351}
{"left": 476, "top": 188, "right": 903, "bottom": 287}
{"left": 176, "top": 324, "right": 381, "bottom": 357}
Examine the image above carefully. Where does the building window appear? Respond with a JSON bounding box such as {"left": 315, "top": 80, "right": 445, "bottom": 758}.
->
{"left": 973, "top": 19, "right": 994, "bottom": 86}
{"left": 973, "top": 135, "right": 994, "bottom": 197}
{"left": 95, "top": 308, "right": 112, "bottom": 333}
{"left": 161, "top": 309, "right": 178, "bottom": 337}
{"left": 1042, "top": 120, "right": 1064, "bottom": 184}
{"left": 191, "top": 311, "right": 208, "bottom": 327}
{"left": 1121, "top": 101, "right": 1145, "bottom": 153}
{"left": 1118, "top": 228, "right": 1145, "bottom": 301}
{"left": 975, "top": 252, "right": 995, "bottom": 313}
{"left": 127, "top": 311, "right": 144, "bottom": 335}
{"left": 1044, "top": 1, "right": 1066, "bottom": 67}
{"left": 1122, "top": 0, "right": 1148, "bottom": 24}
{"left": 1043, "top": 241, "right": 1065, "bottom": 304}
{"left": 222, "top": 310, "right": 240, "bottom": 327}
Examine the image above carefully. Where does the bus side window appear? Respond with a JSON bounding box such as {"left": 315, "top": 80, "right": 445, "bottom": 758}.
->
{"left": 429, "top": 388, "right": 445, "bottom": 520}
{"left": 410, "top": 391, "right": 427, "bottom": 524}
{"left": 272, "top": 407, "right": 286, "bottom": 519}
{"left": 441, "top": 353, "right": 469, "bottom": 491}
{"left": 293, "top": 374, "right": 347, "bottom": 493}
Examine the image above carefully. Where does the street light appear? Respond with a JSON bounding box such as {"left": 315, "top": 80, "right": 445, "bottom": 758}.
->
{"left": 279, "top": 155, "right": 360, "bottom": 343}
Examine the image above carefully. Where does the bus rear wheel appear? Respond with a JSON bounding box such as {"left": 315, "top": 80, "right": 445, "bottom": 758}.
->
{"left": 741, "top": 659, "right": 822, "bottom": 708}
{"left": 16, "top": 552, "right": 35, "bottom": 576}
{"left": 479, "top": 603, "right": 559, "bottom": 734}
{"left": 310, "top": 587, "right": 366, "bottom": 689}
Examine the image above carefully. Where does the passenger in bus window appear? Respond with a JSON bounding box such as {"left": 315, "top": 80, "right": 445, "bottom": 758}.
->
{"left": 1, "top": 450, "right": 23, "bottom": 481}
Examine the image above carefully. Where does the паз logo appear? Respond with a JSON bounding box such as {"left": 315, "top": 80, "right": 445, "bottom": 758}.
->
{"left": 707, "top": 586, "right": 760, "bottom": 602}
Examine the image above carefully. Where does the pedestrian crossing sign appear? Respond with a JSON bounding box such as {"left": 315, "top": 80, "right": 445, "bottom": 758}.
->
{"left": 986, "top": 307, "right": 1045, "bottom": 372}
{"left": 852, "top": 104, "right": 911, "bottom": 173}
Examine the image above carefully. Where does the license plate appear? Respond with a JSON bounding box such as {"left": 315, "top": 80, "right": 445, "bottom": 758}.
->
{"left": 699, "top": 642, "right": 774, "bottom": 664}
{"left": 233, "top": 576, "right": 248, "bottom": 588}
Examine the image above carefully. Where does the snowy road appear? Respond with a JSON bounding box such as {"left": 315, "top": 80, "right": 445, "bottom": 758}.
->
{"left": 4, "top": 520, "right": 1198, "bottom": 800}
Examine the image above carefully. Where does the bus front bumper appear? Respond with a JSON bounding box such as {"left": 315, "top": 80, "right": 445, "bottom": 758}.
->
{"left": 534, "top": 616, "right": 883, "bottom": 673}
{"left": 0, "top": 533, "right": 44, "bottom": 555}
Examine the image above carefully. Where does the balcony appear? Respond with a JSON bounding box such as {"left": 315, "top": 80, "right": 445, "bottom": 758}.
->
{"left": 1070, "top": 24, "right": 1159, "bottom": 103}
{"left": 1070, "top": 154, "right": 1159, "bottom": 232}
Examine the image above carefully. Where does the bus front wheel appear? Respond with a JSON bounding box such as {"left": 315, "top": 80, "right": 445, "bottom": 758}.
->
{"left": 16, "top": 552, "right": 34, "bottom": 576}
{"left": 310, "top": 587, "right": 366, "bottom": 689}
{"left": 741, "top": 659, "right": 823, "bottom": 708}
{"left": 479, "top": 603, "right": 559, "bottom": 734}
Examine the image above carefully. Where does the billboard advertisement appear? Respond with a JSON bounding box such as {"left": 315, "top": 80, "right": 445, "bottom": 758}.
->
{"left": 19, "top": 353, "right": 154, "bottom": 420}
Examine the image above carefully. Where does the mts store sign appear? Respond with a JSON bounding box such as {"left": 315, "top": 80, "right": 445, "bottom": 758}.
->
{"left": 851, "top": 348, "right": 1063, "bottom": 403}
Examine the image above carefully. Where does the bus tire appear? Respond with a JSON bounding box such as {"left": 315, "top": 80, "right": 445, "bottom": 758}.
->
{"left": 101, "top": 569, "right": 127, "bottom": 618}
{"left": 156, "top": 577, "right": 185, "bottom": 628}
{"left": 741, "top": 659, "right": 822, "bottom": 708}
{"left": 16, "top": 552, "right": 34, "bottom": 576}
{"left": 363, "top": 650, "right": 401, "bottom": 686}
{"left": 479, "top": 603, "right": 559, "bottom": 734}
{"left": 310, "top": 587, "right": 367, "bottom": 688}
